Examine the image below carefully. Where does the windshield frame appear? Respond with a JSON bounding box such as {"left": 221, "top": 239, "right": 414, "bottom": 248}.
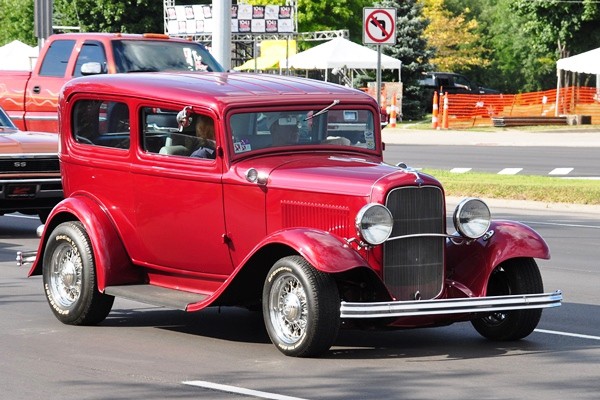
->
{"left": 226, "top": 104, "right": 379, "bottom": 161}
{"left": 111, "top": 39, "right": 224, "bottom": 73}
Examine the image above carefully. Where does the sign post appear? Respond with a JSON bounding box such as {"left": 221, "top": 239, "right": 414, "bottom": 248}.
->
{"left": 363, "top": 7, "right": 397, "bottom": 110}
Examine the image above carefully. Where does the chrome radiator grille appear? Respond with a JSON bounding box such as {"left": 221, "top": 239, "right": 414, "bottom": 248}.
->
{"left": 383, "top": 186, "right": 445, "bottom": 301}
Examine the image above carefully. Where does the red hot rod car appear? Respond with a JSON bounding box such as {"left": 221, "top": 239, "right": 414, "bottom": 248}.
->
{"left": 24, "top": 72, "right": 561, "bottom": 357}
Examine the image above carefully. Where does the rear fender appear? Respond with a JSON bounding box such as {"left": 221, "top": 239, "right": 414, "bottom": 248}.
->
{"left": 447, "top": 220, "right": 550, "bottom": 297}
{"left": 28, "top": 196, "right": 138, "bottom": 290}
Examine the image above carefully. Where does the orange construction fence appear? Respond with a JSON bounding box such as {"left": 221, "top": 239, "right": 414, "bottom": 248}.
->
{"left": 437, "top": 86, "right": 600, "bottom": 129}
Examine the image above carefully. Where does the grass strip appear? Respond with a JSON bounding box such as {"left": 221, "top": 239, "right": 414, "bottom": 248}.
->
{"left": 422, "top": 169, "right": 600, "bottom": 205}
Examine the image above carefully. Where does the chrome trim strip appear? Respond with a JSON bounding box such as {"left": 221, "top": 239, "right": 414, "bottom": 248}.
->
{"left": 0, "top": 153, "right": 58, "bottom": 158}
{"left": 340, "top": 290, "right": 562, "bottom": 318}
{"left": 0, "top": 178, "right": 61, "bottom": 184}
{"left": 387, "top": 233, "right": 457, "bottom": 241}
{"left": 25, "top": 115, "right": 58, "bottom": 121}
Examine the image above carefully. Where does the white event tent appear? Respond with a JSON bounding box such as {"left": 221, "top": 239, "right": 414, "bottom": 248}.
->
{"left": 555, "top": 47, "right": 600, "bottom": 115}
{"left": 281, "top": 37, "right": 401, "bottom": 82}
{"left": 0, "top": 40, "right": 39, "bottom": 71}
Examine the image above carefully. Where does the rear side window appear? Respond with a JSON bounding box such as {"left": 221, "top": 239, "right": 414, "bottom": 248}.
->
{"left": 39, "top": 40, "right": 76, "bottom": 77}
{"left": 73, "top": 41, "right": 107, "bottom": 77}
{"left": 72, "top": 100, "right": 130, "bottom": 149}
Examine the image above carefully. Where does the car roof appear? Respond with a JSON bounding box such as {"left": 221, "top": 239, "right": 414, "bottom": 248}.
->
{"left": 62, "top": 72, "right": 377, "bottom": 110}
{"left": 48, "top": 32, "right": 192, "bottom": 43}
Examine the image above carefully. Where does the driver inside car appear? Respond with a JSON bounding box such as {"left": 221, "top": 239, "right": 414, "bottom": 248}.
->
{"left": 269, "top": 115, "right": 299, "bottom": 146}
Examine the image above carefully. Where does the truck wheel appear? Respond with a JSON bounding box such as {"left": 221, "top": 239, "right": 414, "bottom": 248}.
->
{"left": 263, "top": 256, "right": 340, "bottom": 357}
{"left": 472, "top": 258, "right": 543, "bottom": 341}
{"left": 42, "top": 221, "right": 114, "bottom": 325}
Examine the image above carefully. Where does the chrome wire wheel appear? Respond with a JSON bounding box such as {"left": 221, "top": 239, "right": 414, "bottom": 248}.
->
{"left": 263, "top": 256, "right": 340, "bottom": 357}
{"left": 42, "top": 221, "right": 114, "bottom": 325}
{"left": 268, "top": 272, "right": 308, "bottom": 346}
{"left": 48, "top": 241, "right": 83, "bottom": 309}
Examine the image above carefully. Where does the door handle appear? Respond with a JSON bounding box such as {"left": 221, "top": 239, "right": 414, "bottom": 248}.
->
{"left": 32, "top": 86, "right": 41, "bottom": 94}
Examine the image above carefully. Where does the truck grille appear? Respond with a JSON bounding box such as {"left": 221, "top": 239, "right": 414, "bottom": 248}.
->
{"left": 383, "top": 186, "right": 445, "bottom": 301}
{"left": 0, "top": 156, "right": 59, "bottom": 174}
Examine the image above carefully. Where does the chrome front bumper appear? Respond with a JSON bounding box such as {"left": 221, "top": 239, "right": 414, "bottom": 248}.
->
{"left": 340, "top": 290, "right": 562, "bottom": 319}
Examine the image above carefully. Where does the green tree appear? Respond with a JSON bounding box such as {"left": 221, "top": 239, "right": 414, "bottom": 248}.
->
{"left": 0, "top": 0, "right": 36, "bottom": 46}
{"left": 376, "top": 0, "right": 432, "bottom": 120}
{"left": 510, "top": 0, "right": 600, "bottom": 91}
{"left": 422, "top": 0, "right": 488, "bottom": 72}
{"left": 53, "top": 0, "right": 164, "bottom": 33}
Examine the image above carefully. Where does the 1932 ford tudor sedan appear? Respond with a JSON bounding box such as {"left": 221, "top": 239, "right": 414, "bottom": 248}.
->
{"left": 24, "top": 72, "right": 562, "bottom": 357}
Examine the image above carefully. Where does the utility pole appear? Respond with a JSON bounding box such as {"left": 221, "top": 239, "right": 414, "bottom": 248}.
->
{"left": 212, "top": 0, "right": 232, "bottom": 71}
{"left": 34, "top": 0, "right": 53, "bottom": 47}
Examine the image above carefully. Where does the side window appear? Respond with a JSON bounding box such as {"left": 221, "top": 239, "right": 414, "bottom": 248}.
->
{"left": 73, "top": 41, "right": 107, "bottom": 77}
{"left": 454, "top": 75, "right": 473, "bottom": 90}
{"left": 72, "top": 100, "right": 130, "bottom": 149}
{"left": 142, "top": 107, "right": 216, "bottom": 160}
{"left": 39, "top": 40, "right": 76, "bottom": 77}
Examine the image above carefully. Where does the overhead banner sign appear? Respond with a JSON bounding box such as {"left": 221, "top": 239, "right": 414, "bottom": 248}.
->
{"left": 166, "top": 4, "right": 295, "bottom": 35}
{"left": 363, "top": 7, "right": 397, "bottom": 45}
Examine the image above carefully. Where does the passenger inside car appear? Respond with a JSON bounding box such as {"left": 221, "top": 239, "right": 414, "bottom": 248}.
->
{"left": 190, "top": 115, "right": 216, "bottom": 159}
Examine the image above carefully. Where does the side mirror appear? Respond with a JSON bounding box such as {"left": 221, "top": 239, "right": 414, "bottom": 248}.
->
{"left": 80, "top": 62, "right": 103, "bottom": 76}
{"left": 176, "top": 106, "right": 193, "bottom": 132}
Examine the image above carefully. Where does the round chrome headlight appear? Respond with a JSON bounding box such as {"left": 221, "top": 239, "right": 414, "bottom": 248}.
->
{"left": 356, "top": 204, "right": 394, "bottom": 245}
{"left": 453, "top": 198, "right": 491, "bottom": 239}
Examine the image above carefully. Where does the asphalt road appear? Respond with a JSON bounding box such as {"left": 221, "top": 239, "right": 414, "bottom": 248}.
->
{"left": 1, "top": 207, "right": 598, "bottom": 400}
{"left": 384, "top": 144, "right": 600, "bottom": 177}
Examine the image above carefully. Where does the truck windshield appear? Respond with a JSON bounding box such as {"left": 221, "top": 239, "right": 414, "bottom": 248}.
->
{"left": 229, "top": 108, "right": 376, "bottom": 155}
{"left": 112, "top": 40, "right": 223, "bottom": 73}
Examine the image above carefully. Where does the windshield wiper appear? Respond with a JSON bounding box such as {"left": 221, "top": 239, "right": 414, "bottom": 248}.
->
{"left": 305, "top": 99, "right": 340, "bottom": 121}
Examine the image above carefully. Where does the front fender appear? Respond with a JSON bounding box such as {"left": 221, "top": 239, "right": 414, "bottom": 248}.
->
{"left": 249, "top": 228, "right": 369, "bottom": 273}
{"left": 447, "top": 220, "right": 550, "bottom": 297}
{"left": 28, "top": 195, "right": 138, "bottom": 290}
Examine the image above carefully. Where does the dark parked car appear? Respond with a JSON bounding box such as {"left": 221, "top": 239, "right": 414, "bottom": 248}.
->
{"left": 0, "top": 106, "right": 61, "bottom": 222}
{"left": 25, "top": 72, "right": 561, "bottom": 357}
{"left": 420, "top": 72, "right": 500, "bottom": 109}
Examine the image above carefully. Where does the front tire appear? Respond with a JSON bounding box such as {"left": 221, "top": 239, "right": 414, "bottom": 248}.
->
{"left": 42, "top": 221, "right": 114, "bottom": 325}
{"left": 472, "top": 258, "right": 543, "bottom": 341}
{"left": 263, "top": 256, "right": 340, "bottom": 357}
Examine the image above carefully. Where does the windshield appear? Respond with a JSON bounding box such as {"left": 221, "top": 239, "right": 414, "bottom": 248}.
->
{"left": 0, "top": 107, "right": 17, "bottom": 131}
{"left": 112, "top": 40, "right": 223, "bottom": 73}
{"left": 229, "top": 108, "right": 376, "bottom": 155}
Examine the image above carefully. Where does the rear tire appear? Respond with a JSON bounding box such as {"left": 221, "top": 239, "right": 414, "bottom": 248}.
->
{"left": 263, "top": 256, "right": 340, "bottom": 357}
{"left": 472, "top": 258, "right": 543, "bottom": 341}
{"left": 42, "top": 221, "right": 114, "bottom": 325}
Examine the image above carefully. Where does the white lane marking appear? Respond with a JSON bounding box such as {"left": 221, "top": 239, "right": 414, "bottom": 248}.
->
{"left": 182, "top": 380, "right": 308, "bottom": 400}
{"left": 450, "top": 167, "right": 472, "bottom": 174}
{"left": 535, "top": 329, "right": 600, "bottom": 341}
{"left": 498, "top": 168, "right": 523, "bottom": 175}
{"left": 549, "top": 167, "right": 573, "bottom": 175}
{"left": 521, "top": 220, "right": 600, "bottom": 229}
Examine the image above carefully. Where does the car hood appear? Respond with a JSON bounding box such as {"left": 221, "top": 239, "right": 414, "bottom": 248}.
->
{"left": 249, "top": 153, "right": 434, "bottom": 198}
{"left": 0, "top": 129, "right": 58, "bottom": 154}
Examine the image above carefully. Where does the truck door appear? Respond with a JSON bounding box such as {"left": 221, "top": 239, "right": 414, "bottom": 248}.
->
{"left": 25, "top": 39, "right": 75, "bottom": 132}
{"left": 26, "top": 40, "right": 108, "bottom": 132}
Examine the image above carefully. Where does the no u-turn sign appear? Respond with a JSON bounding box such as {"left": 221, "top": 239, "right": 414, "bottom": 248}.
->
{"left": 363, "top": 7, "right": 397, "bottom": 45}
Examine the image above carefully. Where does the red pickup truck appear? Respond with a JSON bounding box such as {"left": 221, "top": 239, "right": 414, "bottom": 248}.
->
{"left": 0, "top": 33, "right": 223, "bottom": 133}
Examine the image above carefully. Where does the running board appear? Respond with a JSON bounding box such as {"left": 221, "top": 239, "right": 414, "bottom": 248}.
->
{"left": 104, "top": 284, "right": 208, "bottom": 311}
{"left": 340, "top": 290, "right": 562, "bottom": 319}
